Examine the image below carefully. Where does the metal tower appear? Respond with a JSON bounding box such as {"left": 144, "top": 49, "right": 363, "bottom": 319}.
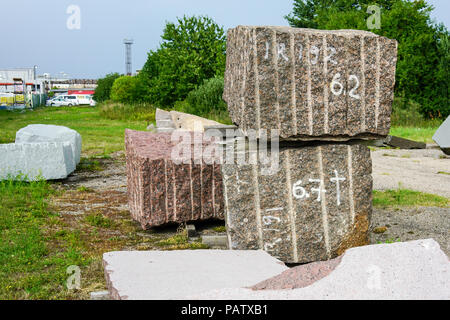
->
{"left": 123, "top": 39, "right": 134, "bottom": 76}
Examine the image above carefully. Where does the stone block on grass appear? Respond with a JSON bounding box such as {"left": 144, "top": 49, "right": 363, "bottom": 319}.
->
{"left": 15, "top": 124, "right": 82, "bottom": 166}
{"left": 125, "top": 129, "right": 224, "bottom": 228}
{"left": 0, "top": 141, "right": 75, "bottom": 180}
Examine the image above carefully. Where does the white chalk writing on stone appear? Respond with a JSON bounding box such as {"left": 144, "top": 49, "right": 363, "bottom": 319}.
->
{"left": 277, "top": 43, "right": 289, "bottom": 62}
{"left": 310, "top": 45, "right": 320, "bottom": 65}
{"left": 309, "top": 178, "right": 326, "bottom": 202}
{"left": 330, "top": 169, "right": 346, "bottom": 206}
{"left": 292, "top": 170, "right": 346, "bottom": 205}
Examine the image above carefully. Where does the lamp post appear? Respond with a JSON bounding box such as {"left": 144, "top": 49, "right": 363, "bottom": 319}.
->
{"left": 33, "top": 65, "right": 38, "bottom": 93}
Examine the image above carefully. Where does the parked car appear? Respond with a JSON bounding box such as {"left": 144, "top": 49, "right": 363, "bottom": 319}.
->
{"left": 46, "top": 95, "right": 80, "bottom": 107}
{"left": 89, "top": 97, "right": 97, "bottom": 106}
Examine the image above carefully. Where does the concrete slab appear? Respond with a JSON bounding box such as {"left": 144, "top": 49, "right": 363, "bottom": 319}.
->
{"left": 190, "top": 239, "right": 450, "bottom": 300}
{"left": 103, "top": 250, "right": 287, "bottom": 300}
{"left": 0, "top": 141, "right": 75, "bottom": 180}
{"left": 15, "top": 124, "right": 82, "bottom": 166}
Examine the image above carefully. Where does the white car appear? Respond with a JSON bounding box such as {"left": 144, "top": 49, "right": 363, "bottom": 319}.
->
{"left": 89, "top": 97, "right": 97, "bottom": 106}
{"left": 47, "top": 95, "right": 79, "bottom": 107}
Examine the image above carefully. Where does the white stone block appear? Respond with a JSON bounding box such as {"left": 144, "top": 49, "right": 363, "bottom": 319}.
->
{"left": 191, "top": 239, "right": 450, "bottom": 300}
{"left": 103, "top": 250, "right": 287, "bottom": 300}
{"left": 15, "top": 124, "right": 82, "bottom": 166}
{"left": 433, "top": 116, "right": 450, "bottom": 154}
{"left": 0, "top": 142, "right": 75, "bottom": 180}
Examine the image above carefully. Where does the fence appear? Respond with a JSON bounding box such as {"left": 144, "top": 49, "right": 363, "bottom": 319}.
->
{"left": 0, "top": 93, "right": 47, "bottom": 110}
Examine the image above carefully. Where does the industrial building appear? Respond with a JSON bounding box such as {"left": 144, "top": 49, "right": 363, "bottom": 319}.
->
{"left": 0, "top": 67, "right": 97, "bottom": 109}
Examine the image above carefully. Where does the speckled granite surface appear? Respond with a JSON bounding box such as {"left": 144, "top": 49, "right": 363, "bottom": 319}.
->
{"left": 223, "top": 26, "right": 398, "bottom": 141}
{"left": 222, "top": 143, "right": 372, "bottom": 263}
{"left": 125, "top": 129, "right": 224, "bottom": 228}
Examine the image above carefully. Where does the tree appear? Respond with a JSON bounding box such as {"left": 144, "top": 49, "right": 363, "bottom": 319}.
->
{"left": 285, "top": 0, "right": 449, "bottom": 118}
{"left": 139, "top": 15, "right": 226, "bottom": 107}
{"left": 110, "top": 76, "right": 146, "bottom": 103}
{"left": 94, "top": 73, "right": 121, "bottom": 102}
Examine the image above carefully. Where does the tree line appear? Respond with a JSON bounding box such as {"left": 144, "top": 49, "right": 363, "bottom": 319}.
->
{"left": 94, "top": 0, "right": 449, "bottom": 119}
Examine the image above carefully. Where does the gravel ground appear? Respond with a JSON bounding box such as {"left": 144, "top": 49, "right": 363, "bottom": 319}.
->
{"left": 372, "top": 148, "right": 450, "bottom": 198}
{"left": 370, "top": 206, "right": 449, "bottom": 257}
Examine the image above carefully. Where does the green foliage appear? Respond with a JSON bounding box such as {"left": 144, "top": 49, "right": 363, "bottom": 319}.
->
{"left": 185, "top": 76, "right": 227, "bottom": 115}
{"left": 98, "top": 100, "right": 155, "bottom": 122}
{"left": 93, "top": 73, "right": 121, "bottom": 102}
{"left": 139, "top": 15, "right": 226, "bottom": 106}
{"left": 391, "top": 96, "right": 424, "bottom": 126}
{"left": 286, "top": 0, "right": 449, "bottom": 118}
{"left": 110, "top": 76, "right": 146, "bottom": 104}
{"left": 93, "top": 73, "right": 120, "bottom": 102}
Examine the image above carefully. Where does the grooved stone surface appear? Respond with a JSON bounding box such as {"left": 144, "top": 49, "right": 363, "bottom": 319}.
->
{"left": 222, "top": 143, "right": 372, "bottom": 263}
{"left": 15, "top": 124, "right": 82, "bottom": 167}
{"left": 191, "top": 239, "right": 450, "bottom": 300}
{"left": 223, "top": 26, "right": 398, "bottom": 140}
{"left": 103, "top": 250, "right": 288, "bottom": 300}
{"left": 125, "top": 129, "right": 224, "bottom": 228}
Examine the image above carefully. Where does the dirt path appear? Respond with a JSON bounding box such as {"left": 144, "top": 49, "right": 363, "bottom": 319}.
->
{"left": 372, "top": 148, "right": 450, "bottom": 198}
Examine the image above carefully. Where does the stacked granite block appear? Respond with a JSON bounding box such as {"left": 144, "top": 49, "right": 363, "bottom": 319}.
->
{"left": 222, "top": 26, "right": 398, "bottom": 263}
{"left": 125, "top": 129, "right": 224, "bottom": 229}
{"left": 224, "top": 26, "right": 397, "bottom": 141}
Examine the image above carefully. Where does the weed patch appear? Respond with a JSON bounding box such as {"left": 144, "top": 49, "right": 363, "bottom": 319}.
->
{"left": 373, "top": 189, "right": 449, "bottom": 208}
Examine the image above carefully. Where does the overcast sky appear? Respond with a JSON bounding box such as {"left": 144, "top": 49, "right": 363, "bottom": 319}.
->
{"left": 0, "top": 0, "right": 448, "bottom": 79}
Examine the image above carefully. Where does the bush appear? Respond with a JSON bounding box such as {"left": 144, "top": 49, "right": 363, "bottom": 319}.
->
{"left": 173, "top": 76, "right": 232, "bottom": 124}
{"left": 390, "top": 97, "right": 423, "bottom": 126}
{"left": 391, "top": 96, "right": 443, "bottom": 127}
{"left": 94, "top": 73, "right": 120, "bottom": 103}
{"left": 139, "top": 15, "right": 226, "bottom": 106}
{"left": 185, "top": 76, "right": 227, "bottom": 115}
{"left": 99, "top": 100, "right": 155, "bottom": 122}
{"left": 110, "top": 76, "right": 146, "bottom": 103}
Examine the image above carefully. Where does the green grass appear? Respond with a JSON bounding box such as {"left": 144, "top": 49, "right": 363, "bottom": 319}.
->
{"left": 0, "top": 106, "right": 148, "bottom": 156}
{"left": 389, "top": 125, "right": 440, "bottom": 144}
{"left": 84, "top": 213, "right": 115, "bottom": 228}
{"left": 0, "top": 179, "right": 87, "bottom": 299}
{"left": 212, "top": 226, "right": 227, "bottom": 233}
{"left": 98, "top": 101, "right": 155, "bottom": 122}
{"left": 373, "top": 189, "right": 449, "bottom": 208}
{"left": 77, "top": 158, "right": 104, "bottom": 172}
{"left": 377, "top": 238, "right": 401, "bottom": 244}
